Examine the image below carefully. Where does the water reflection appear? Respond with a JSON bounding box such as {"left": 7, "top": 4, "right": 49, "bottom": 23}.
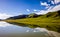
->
{"left": 0, "top": 21, "right": 48, "bottom": 33}
{"left": 0, "top": 21, "right": 60, "bottom": 37}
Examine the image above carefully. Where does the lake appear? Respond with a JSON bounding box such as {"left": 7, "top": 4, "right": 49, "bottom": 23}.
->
{"left": 0, "top": 21, "right": 60, "bottom": 37}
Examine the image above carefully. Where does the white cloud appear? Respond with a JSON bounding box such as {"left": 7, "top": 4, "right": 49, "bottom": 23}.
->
{"left": 54, "top": 0, "right": 60, "bottom": 4}
{"left": 49, "top": 5, "right": 60, "bottom": 12}
{"left": 36, "top": 10, "right": 47, "bottom": 15}
{"left": 36, "top": 0, "right": 60, "bottom": 15}
{"left": 41, "top": 2, "right": 50, "bottom": 7}
{"left": 26, "top": 9, "right": 30, "bottom": 12}
{"left": 51, "top": 1, "right": 54, "bottom": 4}
{"left": 36, "top": 4, "right": 60, "bottom": 15}
{"left": 40, "top": 2, "right": 50, "bottom": 9}
{"left": 48, "top": 0, "right": 60, "bottom": 4}
{"left": 34, "top": 9, "right": 37, "bottom": 11}
{"left": 33, "top": 9, "right": 40, "bottom": 12}
{"left": 0, "top": 13, "right": 13, "bottom": 19}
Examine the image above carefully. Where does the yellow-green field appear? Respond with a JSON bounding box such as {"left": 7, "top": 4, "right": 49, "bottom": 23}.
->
{"left": 5, "top": 17, "right": 60, "bottom": 33}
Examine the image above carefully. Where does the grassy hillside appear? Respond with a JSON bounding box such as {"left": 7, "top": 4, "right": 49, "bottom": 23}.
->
{"left": 5, "top": 11, "right": 60, "bottom": 33}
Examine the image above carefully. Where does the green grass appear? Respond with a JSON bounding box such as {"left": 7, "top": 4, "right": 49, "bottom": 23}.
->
{"left": 5, "top": 17, "right": 60, "bottom": 33}
{"left": 5, "top": 11, "right": 60, "bottom": 32}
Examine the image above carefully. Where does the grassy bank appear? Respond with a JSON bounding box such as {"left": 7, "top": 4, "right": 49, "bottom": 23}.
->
{"left": 5, "top": 17, "right": 60, "bottom": 33}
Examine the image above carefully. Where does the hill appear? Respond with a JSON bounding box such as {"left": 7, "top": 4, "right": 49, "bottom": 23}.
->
{"left": 45, "top": 10, "right": 60, "bottom": 18}
{"left": 6, "top": 13, "right": 39, "bottom": 20}
{"left": 5, "top": 10, "right": 60, "bottom": 33}
{"left": 6, "top": 10, "right": 60, "bottom": 20}
{"left": 6, "top": 15, "right": 28, "bottom": 19}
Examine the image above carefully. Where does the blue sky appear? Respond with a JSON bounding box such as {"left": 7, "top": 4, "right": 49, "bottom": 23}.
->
{"left": 0, "top": 0, "right": 41, "bottom": 15}
{"left": 0, "top": 0, "right": 60, "bottom": 19}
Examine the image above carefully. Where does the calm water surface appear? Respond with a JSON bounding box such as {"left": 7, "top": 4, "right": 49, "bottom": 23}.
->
{"left": 0, "top": 21, "right": 60, "bottom": 37}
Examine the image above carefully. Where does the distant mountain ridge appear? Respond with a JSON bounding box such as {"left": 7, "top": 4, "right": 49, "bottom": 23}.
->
{"left": 7, "top": 15, "right": 28, "bottom": 19}
{"left": 7, "top": 10, "right": 60, "bottom": 20}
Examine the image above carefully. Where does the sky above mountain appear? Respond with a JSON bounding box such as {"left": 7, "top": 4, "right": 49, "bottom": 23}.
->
{"left": 0, "top": 0, "right": 60, "bottom": 19}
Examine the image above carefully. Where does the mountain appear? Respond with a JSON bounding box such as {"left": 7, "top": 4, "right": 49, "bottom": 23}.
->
{"left": 7, "top": 10, "right": 60, "bottom": 20}
{"left": 28, "top": 13, "right": 38, "bottom": 18}
{"left": 7, "top": 15, "right": 28, "bottom": 19}
{"left": 38, "top": 10, "right": 60, "bottom": 18}
{"left": 7, "top": 13, "right": 39, "bottom": 20}
{"left": 45, "top": 10, "right": 60, "bottom": 18}
{"left": 5, "top": 10, "right": 60, "bottom": 33}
